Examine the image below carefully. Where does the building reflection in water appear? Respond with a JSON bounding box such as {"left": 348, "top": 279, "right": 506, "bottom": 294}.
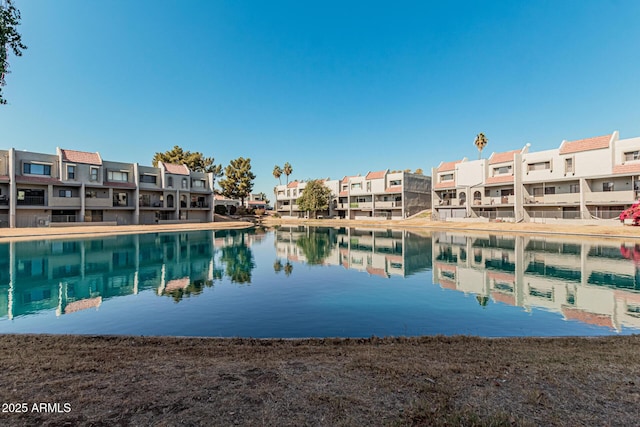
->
{"left": 273, "top": 226, "right": 432, "bottom": 278}
{"left": 0, "top": 229, "right": 264, "bottom": 319}
{"left": 432, "top": 232, "right": 640, "bottom": 332}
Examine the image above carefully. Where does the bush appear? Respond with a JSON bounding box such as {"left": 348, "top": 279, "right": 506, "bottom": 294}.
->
{"left": 214, "top": 205, "right": 227, "bottom": 215}
{"left": 272, "top": 212, "right": 281, "bottom": 218}
{"left": 229, "top": 205, "right": 237, "bottom": 215}
{"left": 254, "top": 208, "right": 266, "bottom": 216}
{"left": 236, "top": 206, "right": 249, "bottom": 216}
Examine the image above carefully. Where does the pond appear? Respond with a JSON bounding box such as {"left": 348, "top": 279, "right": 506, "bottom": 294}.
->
{"left": 1, "top": 226, "right": 639, "bottom": 337}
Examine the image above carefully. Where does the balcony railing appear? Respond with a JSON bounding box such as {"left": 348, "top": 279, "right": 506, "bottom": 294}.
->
{"left": 526, "top": 194, "right": 580, "bottom": 205}
{"left": 350, "top": 202, "right": 372, "bottom": 209}
{"left": 584, "top": 190, "right": 634, "bottom": 204}
{"left": 17, "top": 196, "right": 45, "bottom": 206}
{"left": 51, "top": 214, "right": 77, "bottom": 223}
{"left": 140, "top": 201, "right": 164, "bottom": 208}
{"left": 375, "top": 201, "right": 401, "bottom": 208}
{"left": 0, "top": 196, "right": 8, "bottom": 205}
{"left": 190, "top": 202, "right": 210, "bottom": 208}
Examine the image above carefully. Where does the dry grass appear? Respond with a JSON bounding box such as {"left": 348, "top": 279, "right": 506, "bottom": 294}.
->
{"left": 1, "top": 335, "right": 639, "bottom": 426}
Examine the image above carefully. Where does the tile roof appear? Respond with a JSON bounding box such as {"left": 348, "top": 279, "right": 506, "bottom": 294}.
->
{"left": 105, "top": 181, "right": 136, "bottom": 189}
{"left": 559, "top": 134, "right": 612, "bottom": 155}
{"left": 339, "top": 191, "right": 348, "bottom": 196}
{"left": 386, "top": 255, "right": 403, "bottom": 264}
{"left": 64, "top": 297, "right": 102, "bottom": 314}
{"left": 437, "top": 263, "right": 457, "bottom": 274}
{"left": 488, "top": 150, "right": 519, "bottom": 165}
{"left": 341, "top": 175, "right": 359, "bottom": 183}
{"left": 437, "top": 160, "right": 462, "bottom": 172}
{"left": 16, "top": 175, "right": 62, "bottom": 185}
{"left": 248, "top": 200, "right": 266, "bottom": 205}
{"left": 287, "top": 181, "right": 299, "bottom": 188}
{"left": 162, "top": 162, "right": 190, "bottom": 175}
{"left": 433, "top": 181, "right": 455, "bottom": 190}
{"left": 562, "top": 307, "right": 613, "bottom": 328}
{"left": 385, "top": 185, "right": 402, "bottom": 193}
{"left": 0, "top": 175, "right": 9, "bottom": 182}
{"left": 487, "top": 272, "right": 515, "bottom": 283}
{"left": 365, "top": 170, "right": 386, "bottom": 180}
{"left": 613, "top": 163, "right": 640, "bottom": 175}
{"left": 485, "top": 175, "right": 515, "bottom": 185}
{"left": 439, "top": 278, "right": 457, "bottom": 290}
{"left": 60, "top": 149, "right": 102, "bottom": 165}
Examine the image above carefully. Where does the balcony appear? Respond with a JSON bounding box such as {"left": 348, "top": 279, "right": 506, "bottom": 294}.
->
{"left": 525, "top": 193, "right": 580, "bottom": 205}
{"left": 349, "top": 202, "right": 373, "bottom": 209}
{"left": 0, "top": 195, "right": 8, "bottom": 206}
{"left": 375, "top": 201, "right": 401, "bottom": 209}
{"left": 584, "top": 190, "right": 634, "bottom": 204}
{"left": 140, "top": 200, "right": 164, "bottom": 208}
{"left": 190, "top": 201, "right": 210, "bottom": 208}
{"left": 16, "top": 196, "right": 45, "bottom": 206}
{"left": 475, "top": 195, "right": 515, "bottom": 205}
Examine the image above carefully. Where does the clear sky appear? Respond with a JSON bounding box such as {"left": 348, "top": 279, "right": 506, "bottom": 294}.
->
{"left": 1, "top": 0, "right": 639, "bottom": 196}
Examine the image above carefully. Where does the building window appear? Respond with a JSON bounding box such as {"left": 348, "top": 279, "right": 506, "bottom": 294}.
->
{"left": 351, "top": 183, "right": 362, "bottom": 190}
{"left": 181, "top": 178, "right": 188, "bottom": 189}
{"left": 603, "top": 182, "right": 614, "bottom": 192}
{"left": 287, "top": 189, "right": 290, "bottom": 197}
{"left": 565, "top": 158, "right": 574, "bottom": 174}
{"left": 108, "top": 170, "right": 128, "bottom": 182}
{"left": 90, "top": 167, "right": 99, "bottom": 181}
{"left": 23, "top": 163, "right": 51, "bottom": 176}
{"left": 366, "top": 181, "right": 371, "bottom": 192}
{"left": 473, "top": 191, "right": 481, "bottom": 202}
{"left": 167, "top": 177, "right": 173, "bottom": 187}
{"left": 139, "top": 174, "right": 157, "bottom": 184}
{"left": 293, "top": 189, "right": 297, "bottom": 197}
{"left": 277, "top": 190, "right": 284, "bottom": 196}
{"left": 342, "top": 185, "right": 348, "bottom": 191}
{"left": 192, "top": 179, "right": 205, "bottom": 188}
{"left": 389, "top": 179, "right": 402, "bottom": 186}
{"left": 59, "top": 190, "right": 72, "bottom": 198}
{"left": 569, "top": 184, "right": 580, "bottom": 193}
{"left": 459, "top": 191, "right": 466, "bottom": 201}
{"left": 67, "top": 165, "right": 75, "bottom": 180}
{"left": 86, "top": 191, "right": 97, "bottom": 198}
{"left": 544, "top": 187, "right": 555, "bottom": 195}
{"left": 532, "top": 187, "right": 543, "bottom": 197}
{"left": 493, "top": 165, "right": 512, "bottom": 175}
{"left": 527, "top": 161, "right": 551, "bottom": 172}
{"left": 624, "top": 151, "right": 640, "bottom": 162}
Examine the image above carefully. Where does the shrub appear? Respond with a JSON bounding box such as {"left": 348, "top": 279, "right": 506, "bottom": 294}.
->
{"left": 236, "top": 206, "right": 249, "bottom": 216}
{"left": 254, "top": 208, "right": 266, "bottom": 216}
{"left": 272, "top": 212, "right": 281, "bottom": 218}
{"left": 214, "top": 205, "right": 227, "bottom": 215}
{"left": 229, "top": 205, "right": 237, "bottom": 215}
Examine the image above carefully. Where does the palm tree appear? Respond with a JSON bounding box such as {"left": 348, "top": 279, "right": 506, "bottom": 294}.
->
{"left": 283, "top": 162, "right": 293, "bottom": 185}
{"left": 474, "top": 133, "right": 488, "bottom": 160}
{"left": 273, "top": 165, "right": 282, "bottom": 185}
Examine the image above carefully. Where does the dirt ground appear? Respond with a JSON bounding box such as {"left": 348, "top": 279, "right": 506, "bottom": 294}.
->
{"left": 0, "top": 335, "right": 638, "bottom": 426}
{"left": 2, "top": 218, "right": 640, "bottom": 426}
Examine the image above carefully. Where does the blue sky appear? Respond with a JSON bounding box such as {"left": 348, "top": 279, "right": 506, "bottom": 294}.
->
{"left": 1, "top": 0, "right": 639, "bottom": 196}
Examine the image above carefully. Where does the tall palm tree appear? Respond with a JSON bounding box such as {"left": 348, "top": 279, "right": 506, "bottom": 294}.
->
{"left": 273, "top": 165, "right": 283, "bottom": 185}
{"left": 283, "top": 162, "right": 293, "bottom": 184}
{"left": 474, "top": 133, "right": 488, "bottom": 160}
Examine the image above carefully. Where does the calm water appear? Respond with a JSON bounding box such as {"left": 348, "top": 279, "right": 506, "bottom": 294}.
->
{"left": 1, "top": 226, "right": 639, "bottom": 337}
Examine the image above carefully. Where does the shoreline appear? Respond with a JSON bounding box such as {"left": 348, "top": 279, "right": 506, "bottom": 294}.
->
{"left": 2, "top": 215, "right": 640, "bottom": 242}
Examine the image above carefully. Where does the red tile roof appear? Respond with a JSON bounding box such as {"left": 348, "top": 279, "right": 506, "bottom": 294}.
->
{"left": 439, "top": 278, "right": 457, "bottom": 290}
{"left": 487, "top": 272, "right": 515, "bottom": 283}
{"left": 562, "top": 306, "right": 614, "bottom": 328}
{"left": 437, "top": 160, "right": 462, "bottom": 172}
{"left": 488, "top": 150, "right": 519, "bottom": 165}
{"left": 386, "top": 255, "right": 403, "bottom": 264}
{"left": 613, "top": 163, "right": 640, "bottom": 175}
{"left": 385, "top": 185, "right": 402, "bottom": 193}
{"left": 0, "top": 175, "right": 9, "bottom": 182}
{"left": 339, "top": 191, "right": 348, "bottom": 196}
{"left": 559, "top": 134, "right": 612, "bottom": 155}
{"left": 60, "top": 149, "right": 102, "bottom": 165}
{"left": 287, "top": 181, "right": 299, "bottom": 188}
{"left": 248, "top": 200, "right": 266, "bottom": 205}
{"left": 64, "top": 297, "right": 102, "bottom": 314}
{"left": 162, "top": 162, "right": 190, "bottom": 175}
{"left": 434, "top": 181, "right": 455, "bottom": 190}
{"left": 365, "top": 170, "right": 386, "bottom": 180}
{"left": 437, "top": 263, "right": 457, "bottom": 274}
{"left": 341, "top": 175, "right": 359, "bottom": 183}
{"left": 105, "top": 181, "right": 136, "bottom": 189}
{"left": 485, "top": 175, "right": 514, "bottom": 185}
{"left": 16, "top": 175, "right": 62, "bottom": 185}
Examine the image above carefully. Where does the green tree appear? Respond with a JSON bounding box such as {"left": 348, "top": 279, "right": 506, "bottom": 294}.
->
{"left": 273, "top": 165, "right": 282, "bottom": 185}
{"left": 219, "top": 231, "right": 256, "bottom": 284}
{"left": 257, "top": 192, "right": 270, "bottom": 205}
{"left": 152, "top": 145, "right": 222, "bottom": 177}
{"left": 1, "top": 0, "right": 27, "bottom": 105}
{"left": 296, "top": 179, "right": 332, "bottom": 219}
{"left": 283, "top": 162, "right": 293, "bottom": 184}
{"left": 218, "top": 157, "right": 256, "bottom": 205}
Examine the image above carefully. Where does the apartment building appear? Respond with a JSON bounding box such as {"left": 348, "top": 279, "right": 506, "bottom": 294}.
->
{"left": 0, "top": 147, "right": 216, "bottom": 228}
{"left": 432, "top": 131, "right": 640, "bottom": 222}
{"left": 274, "top": 170, "right": 431, "bottom": 219}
